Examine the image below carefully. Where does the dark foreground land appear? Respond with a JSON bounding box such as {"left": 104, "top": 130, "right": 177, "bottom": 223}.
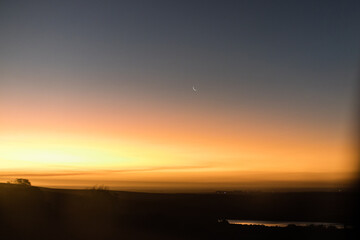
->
{"left": 0, "top": 183, "right": 358, "bottom": 240}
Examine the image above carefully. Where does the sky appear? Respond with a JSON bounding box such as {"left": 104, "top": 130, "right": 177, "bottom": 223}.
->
{"left": 0, "top": 0, "right": 359, "bottom": 191}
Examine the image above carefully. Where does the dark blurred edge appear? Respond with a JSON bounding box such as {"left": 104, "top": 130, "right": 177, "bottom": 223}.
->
{"left": 351, "top": 56, "right": 360, "bottom": 239}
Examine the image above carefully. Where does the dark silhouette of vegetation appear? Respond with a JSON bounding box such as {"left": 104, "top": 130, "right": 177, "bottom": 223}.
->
{"left": 90, "top": 185, "right": 109, "bottom": 191}
{"left": 7, "top": 178, "right": 31, "bottom": 186}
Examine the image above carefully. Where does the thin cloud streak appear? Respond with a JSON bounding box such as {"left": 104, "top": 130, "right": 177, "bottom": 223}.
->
{"left": 0, "top": 165, "right": 212, "bottom": 177}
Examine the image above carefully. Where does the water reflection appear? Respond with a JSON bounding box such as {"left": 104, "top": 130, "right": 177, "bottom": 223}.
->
{"left": 223, "top": 219, "right": 345, "bottom": 229}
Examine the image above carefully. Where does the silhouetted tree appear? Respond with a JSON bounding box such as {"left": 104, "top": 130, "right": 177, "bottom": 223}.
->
{"left": 14, "top": 178, "right": 31, "bottom": 186}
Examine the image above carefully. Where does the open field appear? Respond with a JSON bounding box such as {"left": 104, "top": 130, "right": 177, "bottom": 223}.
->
{"left": 0, "top": 183, "right": 357, "bottom": 240}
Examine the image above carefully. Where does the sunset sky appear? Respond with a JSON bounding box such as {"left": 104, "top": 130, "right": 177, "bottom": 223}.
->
{"left": 0, "top": 0, "right": 359, "bottom": 191}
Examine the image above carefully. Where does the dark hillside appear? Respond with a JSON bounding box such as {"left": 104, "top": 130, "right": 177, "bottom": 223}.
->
{"left": 0, "top": 183, "right": 355, "bottom": 240}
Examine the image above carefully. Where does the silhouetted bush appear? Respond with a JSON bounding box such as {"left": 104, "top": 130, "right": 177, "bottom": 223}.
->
{"left": 90, "top": 185, "right": 109, "bottom": 191}
{"left": 11, "top": 178, "right": 31, "bottom": 186}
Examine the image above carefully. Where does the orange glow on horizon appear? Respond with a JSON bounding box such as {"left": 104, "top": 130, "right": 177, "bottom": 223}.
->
{"left": 0, "top": 75, "right": 358, "bottom": 190}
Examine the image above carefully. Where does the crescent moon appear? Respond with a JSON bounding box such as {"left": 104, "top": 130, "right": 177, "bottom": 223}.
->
{"left": 192, "top": 86, "right": 197, "bottom": 92}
